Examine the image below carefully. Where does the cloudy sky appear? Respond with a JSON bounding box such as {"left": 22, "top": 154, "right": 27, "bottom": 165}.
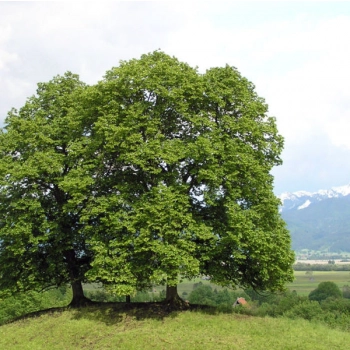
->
{"left": 1, "top": 1, "right": 350, "bottom": 194}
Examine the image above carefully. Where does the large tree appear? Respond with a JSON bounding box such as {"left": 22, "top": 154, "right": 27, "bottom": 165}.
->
{"left": 79, "top": 51, "right": 295, "bottom": 302}
{"left": 0, "top": 53, "right": 295, "bottom": 306}
{"left": 0, "top": 72, "right": 95, "bottom": 306}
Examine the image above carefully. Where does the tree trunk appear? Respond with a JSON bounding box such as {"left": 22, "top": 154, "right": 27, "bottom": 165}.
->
{"left": 126, "top": 295, "right": 131, "bottom": 303}
{"left": 166, "top": 285, "right": 179, "bottom": 302}
{"left": 165, "top": 284, "right": 187, "bottom": 308}
{"left": 65, "top": 249, "right": 92, "bottom": 307}
{"left": 70, "top": 279, "right": 91, "bottom": 307}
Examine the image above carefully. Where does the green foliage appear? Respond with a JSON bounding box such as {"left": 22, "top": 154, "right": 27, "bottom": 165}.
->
{"left": 309, "top": 281, "right": 342, "bottom": 302}
{"left": 320, "top": 297, "right": 350, "bottom": 314}
{"left": 0, "top": 51, "right": 294, "bottom": 301}
{"left": 244, "top": 288, "right": 278, "bottom": 305}
{"left": 188, "top": 285, "right": 217, "bottom": 306}
{"left": 237, "top": 287, "right": 350, "bottom": 332}
{"left": 80, "top": 51, "right": 294, "bottom": 294}
{"left": 284, "top": 300, "right": 324, "bottom": 321}
{"left": 244, "top": 290, "right": 307, "bottom": 317}
{"left": 84, "top": 289, "right": 164, "bottom": 303}
{"left": 342, "top": 285, "right": 350, "bottom": 299}
{"left": 0, "top": 288, "right": 70, "bottom": 325}
{"left": 188, "top": 284, "right": 250, "bottom": 309}
{"left": 84, "top": 290, "right": 125, "bottom": 303}
{"left": 0, "top": 73, "right": 93, "bottom": 303}
{"left": 293, "top": 263, "right": 350, "bottom": 271}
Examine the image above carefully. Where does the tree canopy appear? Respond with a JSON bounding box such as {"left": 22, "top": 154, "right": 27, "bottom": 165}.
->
{"left": 0, "top": 51, "right": 294, "bottom": 305}
{"left": 0, "top": 72, "right": 93, "bottom": 305}
{"left": 309, "top": 281, "right": 342, "bottom": 302}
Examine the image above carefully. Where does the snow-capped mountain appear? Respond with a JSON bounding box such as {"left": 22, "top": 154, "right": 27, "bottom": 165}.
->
{"left": 278, "top": 184, "right": 350, "bottom": 251}
{"left": 279, "top": 184, "right": 350, "bottom": 212}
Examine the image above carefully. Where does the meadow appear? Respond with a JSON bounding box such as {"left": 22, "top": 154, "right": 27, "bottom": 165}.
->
{"left": 148, "top": 270, "right": 350, "bottom": 299}
{"left": 1, "top": 305, "right": 350, "bottom": 350}
{"left": 1, "top": 269, "right": 350, "bottom": 349}
{"left": 287, "top": 270, "right": 350, "bottom": 296}
{"left": 80, "top": 269, "right": 350, "bottom": 303}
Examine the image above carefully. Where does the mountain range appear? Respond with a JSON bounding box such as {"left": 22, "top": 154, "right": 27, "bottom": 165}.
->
{"left": 278, "top": 184, "right": 350, "bottom": 252}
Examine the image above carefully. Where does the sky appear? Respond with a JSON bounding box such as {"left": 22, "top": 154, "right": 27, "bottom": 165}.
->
{"left": 1, "top": 1, "right": 350, "bottom": 194}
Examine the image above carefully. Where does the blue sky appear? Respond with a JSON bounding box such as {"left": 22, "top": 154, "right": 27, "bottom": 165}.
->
{"left": 1, "top": 1, "right": 350, "bottom": 194}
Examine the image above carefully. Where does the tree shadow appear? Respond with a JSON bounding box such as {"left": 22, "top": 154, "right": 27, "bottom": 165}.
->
{"left": 70, "top": 302, "right": 188, "bottom": 325}
{"left": 1, "top": 305, "right": 70, "bottom": 326}
{"left": 2, "top": 301, "right": 218, "bottom": 327}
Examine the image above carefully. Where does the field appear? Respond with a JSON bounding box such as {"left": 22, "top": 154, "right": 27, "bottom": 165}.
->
{"left": 287, "top": 271, "right": 350, "bottom": 296}
{"left": 84, "top": 270, "right": 350, "bottom": 301}
{"left": 1, "top": 305, "right": 350, "bottom": 350}
{"left": 148, "top": 270, "right": 350, "bottom": 299}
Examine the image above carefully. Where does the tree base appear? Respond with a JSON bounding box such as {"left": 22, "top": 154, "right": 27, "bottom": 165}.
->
{"left": 68, "top": 295, "right": 94, "bottom": 308}
{"left": 164, "top": 285, "right": 190, "bottom": 310}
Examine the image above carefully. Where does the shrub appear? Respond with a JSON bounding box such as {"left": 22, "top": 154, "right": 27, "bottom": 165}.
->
{"left": 0, "top": 288, "right": 71, "bottom": 325}
{"left": 284, "top": 300, "right": 323, "bottom": 321}
{"left": 320, "top": 297, "right": 350, "bottom": 314}
{"left": 309, "top": 282, "right": 342, "bottom": 302}
{"left": 188, "top": 285, "right": 216, "bottom": 306}
{"left": 244, "top": 289, "right": 277, "bottom": 305}
{"left": 84, "top": 289, "right": 125, "bottom": 302}
{"left": 343, "top": 285, "right": 350, "bottom": 299}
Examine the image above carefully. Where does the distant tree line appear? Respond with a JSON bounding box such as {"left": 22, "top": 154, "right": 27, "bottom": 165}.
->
{"left": 293, "top": 263, "right": 350, "bottom": 271}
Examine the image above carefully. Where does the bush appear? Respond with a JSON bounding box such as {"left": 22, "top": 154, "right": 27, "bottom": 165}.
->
{"left": 309, "top": 282, "right": 342, "bottom": 302}
{"left": 248, "top": 291, "right": 306, "bottom": 317}
{"left": 84, "top": 289, "right": 125, "bottom": 302}
{"left": 320, "top": 297, "right": 350, "bottom": 314}
{"left": 84, "top": 289, "right": 165, "bottom": 303}
{"left": 0, "top": 288, "right": 71, "bottom": 325}
{"left": 343, "top": 285, "right": 350, "bottom": 299}
{"left": 188, "top": 285, "right": 216, "bottom": 306}
{"left": 244, "top": 289, "right": 278, "bottom": 305}
{"left": 188, "top": 285, "right": 250, "bottom": 308}
{"left": 284, "top": 300, "right": 323, "bottom": 321}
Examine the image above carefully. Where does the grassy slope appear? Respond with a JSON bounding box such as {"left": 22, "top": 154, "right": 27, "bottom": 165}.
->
{"left": 0, "top": 305, "right": 349, "bottom": 350}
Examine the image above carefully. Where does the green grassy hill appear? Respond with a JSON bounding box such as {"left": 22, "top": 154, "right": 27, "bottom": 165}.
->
{"left": 1, "top": 305, "right": 350, "bottom": 350}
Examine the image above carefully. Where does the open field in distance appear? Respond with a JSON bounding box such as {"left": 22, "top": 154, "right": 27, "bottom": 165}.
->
{"left": 296, "top": 259, "right": 350, "bottom": 265}
{"left": 84, "top": 270, "right": 350, "bottom": 299}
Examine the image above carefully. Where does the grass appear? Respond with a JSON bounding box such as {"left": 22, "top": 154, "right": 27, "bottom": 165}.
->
{"left": 147, "top": 270, "right": 350, "bottom": 299}
{"left": 0, "top": 304, "right": 349, "bottom": 350}
{"left": 85, "top": 270, "right": 350, "bottom": 302}
{"left": 286, "top": 271, "right": 350, "bottom": 295}
{"left": 177, "top": 270, "right": 350, "bottom": 297}
{"left": 2, "top": 270, "right": 350, "bottom": 349}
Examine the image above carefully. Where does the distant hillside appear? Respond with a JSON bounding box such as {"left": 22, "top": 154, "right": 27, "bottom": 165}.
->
{"left": 279, "top": 185, "right": 350, "bottom": 251}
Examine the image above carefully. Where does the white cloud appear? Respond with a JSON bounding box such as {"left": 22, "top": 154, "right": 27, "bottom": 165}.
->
{"left": 1, "top": 1, "right": 350, "bottom": 192}
{"left": 0, "top": 24, "right": 18, "bottom": 70}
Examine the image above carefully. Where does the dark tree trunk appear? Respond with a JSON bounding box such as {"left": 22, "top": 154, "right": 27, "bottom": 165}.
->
{"left": 70, "top": 279, "right": 91, "bottom": 307}
{"left": 166, "top": 285, "right": 179, "bottom": 301}
{"left": 165, "top": 284, "right": 187, "bottom": 308}
{"left": 65, "top": 249, "right": 92, "bottom": 307}
{"left": 126, "top": 295, "right": 131, "bottom": 303}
